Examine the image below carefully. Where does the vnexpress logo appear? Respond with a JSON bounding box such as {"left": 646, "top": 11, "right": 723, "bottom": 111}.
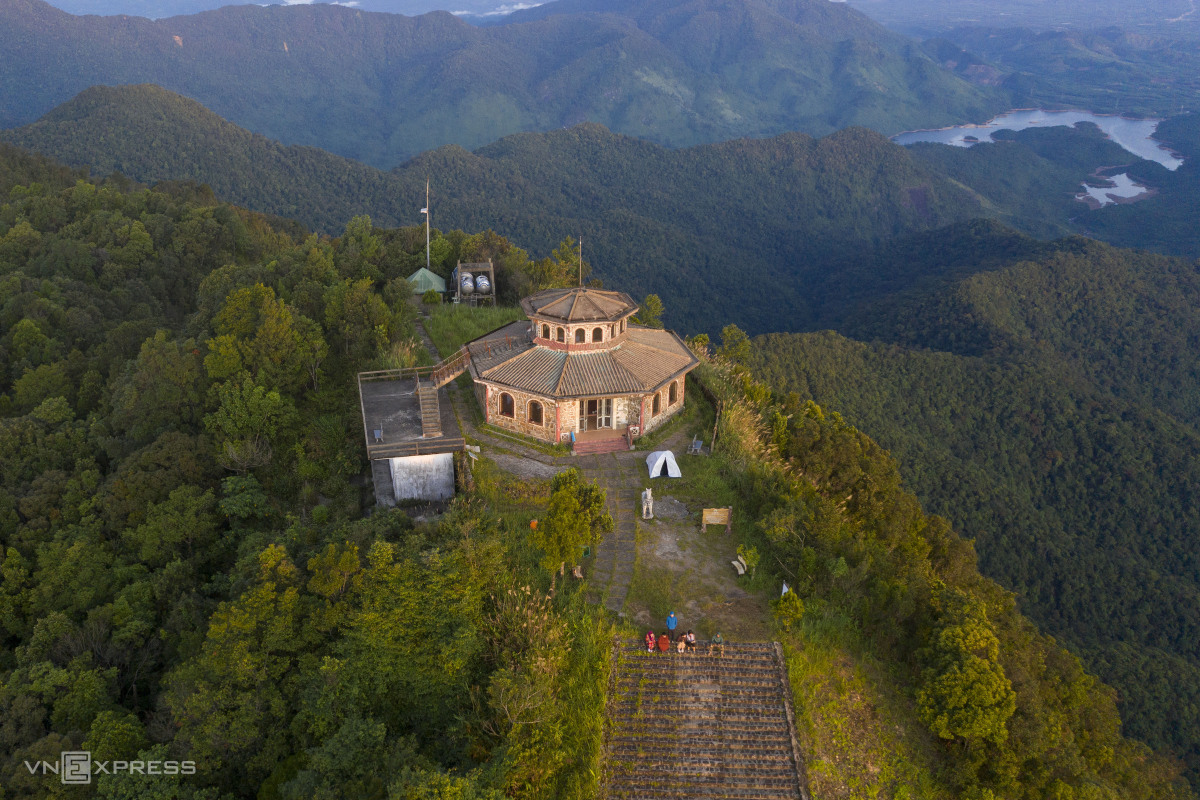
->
{"left": 24, "top": 751, "right": 197, "bottom": 784}
{"left": 61, "top": 751, "right": 91, "bottom": 785}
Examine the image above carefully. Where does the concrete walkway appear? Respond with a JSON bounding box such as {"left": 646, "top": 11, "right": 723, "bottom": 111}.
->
{"left": 414, "top": 311, "right": 688, "bottom": 617}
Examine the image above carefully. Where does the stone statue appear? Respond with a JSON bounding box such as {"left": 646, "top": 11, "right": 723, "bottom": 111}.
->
{"left": 642, "top": 488, "right": 654, "bottom": 520}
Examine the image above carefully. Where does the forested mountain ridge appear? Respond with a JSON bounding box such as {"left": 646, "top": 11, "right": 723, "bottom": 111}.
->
{"left": 2, "top": 85, "right": 986, "bottom": 335}
{"left": 747, "top": 232, "right": 1200, "bottom": 783}
{"left": 0, "top": 0, "right": 1003, "bottom": 167}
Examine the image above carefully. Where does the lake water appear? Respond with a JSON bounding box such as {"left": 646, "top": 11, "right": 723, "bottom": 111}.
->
{"left": 1076, "top": 173, "right": 1151, "bottom": 208}
{"left": 893, "top": 109, "right": 1183, "bottom": 170}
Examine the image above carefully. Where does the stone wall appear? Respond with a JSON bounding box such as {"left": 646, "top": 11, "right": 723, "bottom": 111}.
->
{"left": 476, "top": 376, "right": 688, "bottom": 443}
{"left": 639, "top": 378, "right": 686, "bottom": 435}
{"left": 483, "top": 383, "right": 560, "bottom": 444}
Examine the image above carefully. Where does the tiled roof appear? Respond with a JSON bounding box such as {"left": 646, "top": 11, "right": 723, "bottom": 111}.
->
{"left": 466, "top": 321, "right": 535, "bottom": 374}
{"left": 471, "top": 324, "right": 698, "bottom": 398}
{"left": 520, "top": 287, "right": 637, "bottom": 322}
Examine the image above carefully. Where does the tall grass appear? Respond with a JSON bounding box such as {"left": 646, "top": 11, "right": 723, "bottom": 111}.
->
{"left": 426, "top": 304, "right": 526, "bottom": 357}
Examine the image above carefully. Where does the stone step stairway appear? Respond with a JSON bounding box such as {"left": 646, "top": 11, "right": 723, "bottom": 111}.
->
{"left": 574, "top": 436, "right": 631, "bottom": 456}
{"left": 417, "top": 384, "right": 442, "bottom": 438}
{"left": 604, "top": 640, "right": 809, "bottom": 800}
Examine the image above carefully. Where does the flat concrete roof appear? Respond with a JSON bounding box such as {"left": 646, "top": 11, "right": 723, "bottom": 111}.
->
{"left": 358, "top": 376, "right": 462, "bottom": 457}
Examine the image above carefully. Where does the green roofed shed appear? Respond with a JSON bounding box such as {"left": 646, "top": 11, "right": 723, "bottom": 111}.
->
{"left": 407, "top": 267, "right": 446, "bottom": 294}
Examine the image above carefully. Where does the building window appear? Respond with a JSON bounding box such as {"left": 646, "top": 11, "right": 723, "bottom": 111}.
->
{"left": 500, "top": 393, "right": 515, "bottom": 418}
{"left": 542, "top": 323, "right": 550, "bottom": 339}
{"left": 652, "top": 393, "right": 660, "bottom": 416}
{"left": 669, "top": 381, "right": 678, "bottom": 405}
{"left": 528, "top": 400, "right": 543, "bottom": 426}
{"left": 575, "top": 328, "right": 586, "bottom": 343}
{"left": 556, "top": 327, "right": 565, "bottom": 343}
{"left": 610, "top": 324, "right": 616, "bottom": 338}
{"left": 621, "top": 319, "right": 626, "bottom": 332}
{"left": 593, "top": 327, "right": 604, "bottom": 342}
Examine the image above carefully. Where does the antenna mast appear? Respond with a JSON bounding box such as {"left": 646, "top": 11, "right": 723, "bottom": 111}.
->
{"left": 578, "top": 236, "right": 583, "bottom": 287}
{"left": 425, "top": 179, "right": 431, "bottom": 270}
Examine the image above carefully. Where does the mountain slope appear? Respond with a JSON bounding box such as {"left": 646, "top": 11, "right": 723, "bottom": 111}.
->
{"left": 2, "top": 84, "right": 984, "bottom": 334}
{"left": 0, "top": 0, "right": 1003, "bottom": 167}
{"left": 749, "top": 233, "right": 1200, "bottom": 781}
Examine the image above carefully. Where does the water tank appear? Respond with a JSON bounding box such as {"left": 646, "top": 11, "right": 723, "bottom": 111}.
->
{"left": 475, "top": 274, "right": 492, "bottom": 294}
{"left": 459, "top": 271, "right": 474, "bottom": 295}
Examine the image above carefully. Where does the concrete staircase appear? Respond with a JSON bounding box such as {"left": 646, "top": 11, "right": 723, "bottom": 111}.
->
{"left": 417, "top": 384, "right": 442, "bottom": 438}
{"left": 604, "top": 640, "right": 808, "bottom": 800}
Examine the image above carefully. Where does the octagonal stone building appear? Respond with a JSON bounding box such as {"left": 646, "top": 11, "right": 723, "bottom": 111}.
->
{"left": 466, "top": 287, "right": 698, "bottom": 449}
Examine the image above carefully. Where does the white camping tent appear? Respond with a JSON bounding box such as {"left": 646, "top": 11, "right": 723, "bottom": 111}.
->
{"left": 646, "top": 450, "right": 682, "bottom": 478}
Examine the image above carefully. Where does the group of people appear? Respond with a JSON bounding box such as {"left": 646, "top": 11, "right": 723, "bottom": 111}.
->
{"left": 644, "top": 611, "right": 725, "bottom": 656}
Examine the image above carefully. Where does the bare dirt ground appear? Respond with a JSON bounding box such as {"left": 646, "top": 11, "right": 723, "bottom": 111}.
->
{"left": 625, "top": 494, "right": 771, "bottom": 642}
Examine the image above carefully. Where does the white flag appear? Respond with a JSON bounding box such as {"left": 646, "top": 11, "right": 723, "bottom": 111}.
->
{"left": 781, "top": 581, "right": 790, "bottom": 597}
{"left": 420, "top": 207, "right": 428, "bottom": 214}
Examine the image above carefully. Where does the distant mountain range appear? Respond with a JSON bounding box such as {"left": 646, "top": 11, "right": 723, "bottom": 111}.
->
{"left": 0, "top": 0, "right": 1004, "bottom": 168}
{"left": 1, "top": 83, "right": 990, "bottom": 335}
{"left": 40, "top": 0, "right": 1200, "bottom": 33}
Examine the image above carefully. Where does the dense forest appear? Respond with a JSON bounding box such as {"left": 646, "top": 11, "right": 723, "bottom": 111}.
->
{"left": 0, "top": 144, "right": 613, "bottom": 798}
{"left": 748, "top": 233, "right": 1200, "bottom": 782}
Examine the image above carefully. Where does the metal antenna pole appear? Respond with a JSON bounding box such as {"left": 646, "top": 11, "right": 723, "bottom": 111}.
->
{"left": 425, "top": 179, "right": 430, "bottom": 270}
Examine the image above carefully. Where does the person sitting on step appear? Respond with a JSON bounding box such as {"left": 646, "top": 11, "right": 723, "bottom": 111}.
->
{"left": 657, "top": 632, "right": 671, "bottom": 654}
{"left": 645, "top": 630, "right": 656, "bottom": 653}
{"left": 710, "top": 632, "right": 724, "bottom": 657}
{"left": 676, "top": 636, "right": 687, "bottom": 654}
{"left": 684, "top": 630, "right": 696, "bottom": 652}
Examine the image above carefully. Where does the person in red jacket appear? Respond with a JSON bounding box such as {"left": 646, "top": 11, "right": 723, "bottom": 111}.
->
{"left": 657, "top": 632, "right": 670, "bottom": 653}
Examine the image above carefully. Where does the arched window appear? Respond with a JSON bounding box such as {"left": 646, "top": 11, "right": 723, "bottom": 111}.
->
{"left": 610, "top": 324, "right": 616, "bottom": 338}
{"left": 621, "top": 319, "right": 626, "bottom": 332}
{"left": 541, "top": 323, "right": 550, "bottom": 339}
{"left": 528, "top": 400, "right": 543, "bottom": 426}
{"left": 593, "top": 327, "right": 604, "bottom": 342}
{"left": 556, "top": 327, "right": 565, "bottom": 343}
{"left": 499, "top": 393, "right": 515, "bottom": 418}
{"left": 668, "top": 381, "right": 678, "bottom": 405}
{"left": 575, "top": 328, "right": 586, "bottom": 343}
{"left": 652, "top": 393, "right": 661, "bottom": 416}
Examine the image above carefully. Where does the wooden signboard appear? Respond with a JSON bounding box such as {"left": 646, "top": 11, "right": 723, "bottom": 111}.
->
{"left": 701, "top": 507, "right": 733, "bottom": 534}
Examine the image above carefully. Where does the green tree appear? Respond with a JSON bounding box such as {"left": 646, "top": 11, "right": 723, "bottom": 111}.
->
{"left": 635, "top": 294, "right": 664, "bottom": 329}
{"left": 110, "top": 331, "right": 206, "bottom": 442}
{"left": 529, "top": 470, "right": 612, "bottom": 573}
{"left": 123, "top": 485, "right": 219, "bottom": 566}
{"left": 324, "top": 278, "right": 392, "bottom": 360}
{"left": 204, "top": 376, "right": 295, "bottom": 472}
{"left": 166, "top": 545, "right": 314, "bottom": 785}
{"left": 917, "top": 590, "right": 1017, "bottom": 746}
{"left": 719, "top": 324, "right": 751, "bottom": 365}
{"left": 772, "top": 589, "right": 804, "bottom": 632}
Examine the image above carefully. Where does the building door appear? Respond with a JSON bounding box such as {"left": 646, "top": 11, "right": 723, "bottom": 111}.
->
{"left": 598, "top": 398, "right": 613, "bottom": 428}
{"left": 585, "top": 399, "right": 599, "bottom": 430}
